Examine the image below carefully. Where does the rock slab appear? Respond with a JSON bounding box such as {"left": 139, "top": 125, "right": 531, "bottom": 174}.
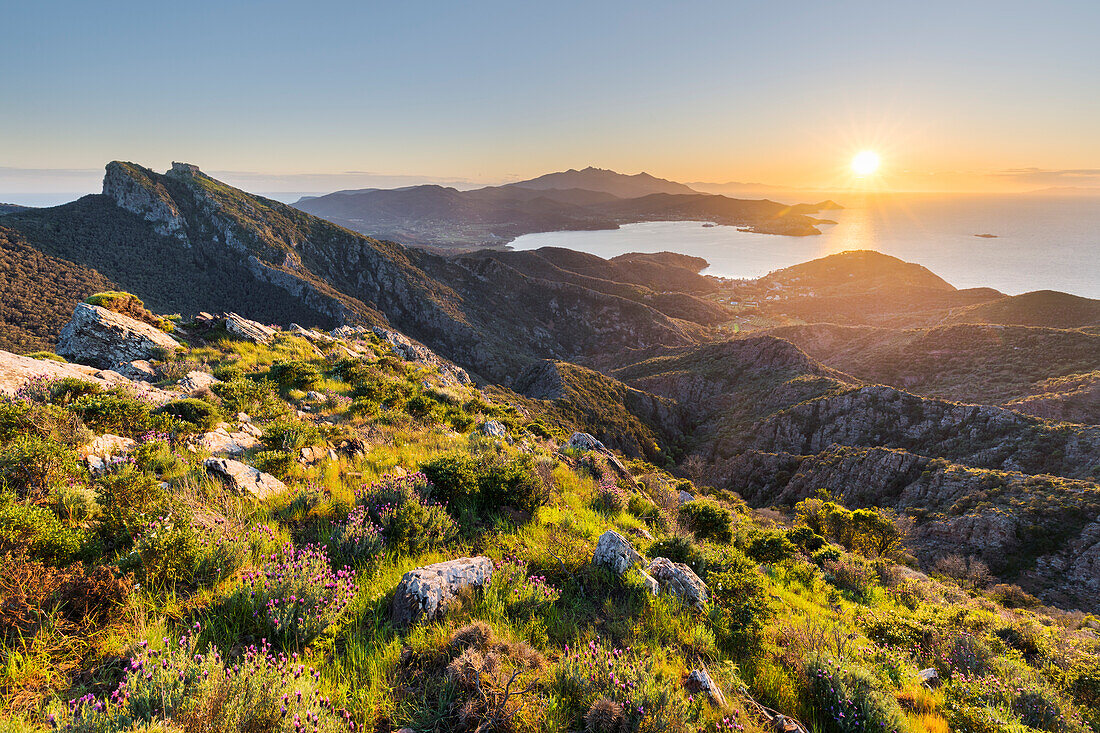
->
{"left": 391, "top": 556, "right": 493, "bottom": 627}
{"left": 204, "top": 457, "right": 286, "bottom": 499}
{"left": 593, "top": 530, "right": 642, "bottom": 575}
{"left": 647, "top": 557, "right": 708, "bottom": 608}
{"left": 57, "top": 303, "right": 179, "bottom": 369}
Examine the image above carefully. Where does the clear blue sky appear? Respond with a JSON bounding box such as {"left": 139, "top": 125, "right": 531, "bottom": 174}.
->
{"left": 2, "top": 0, "right": 1098, "bottom": 198}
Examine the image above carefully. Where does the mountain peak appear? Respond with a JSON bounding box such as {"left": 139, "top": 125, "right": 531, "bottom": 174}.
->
{"left": 508, "top": 167, "right": 698, "bottom": 198}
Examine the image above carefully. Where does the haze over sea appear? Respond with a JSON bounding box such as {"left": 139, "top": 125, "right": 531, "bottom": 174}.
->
{"left": 510, "top": 193, "right": 1100, "bottom": 299}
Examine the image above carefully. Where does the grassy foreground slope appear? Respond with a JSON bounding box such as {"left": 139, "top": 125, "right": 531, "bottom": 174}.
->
{"left": 2, "top": 319, "right": 1099, "bottom": 733}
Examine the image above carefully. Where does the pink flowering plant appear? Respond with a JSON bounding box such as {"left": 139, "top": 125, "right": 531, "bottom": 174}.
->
{"left": 234, "top": 542, "right": 357, "bottom": 648}
{"left": 51, "top": 627, "right": 355, "bottom": 733}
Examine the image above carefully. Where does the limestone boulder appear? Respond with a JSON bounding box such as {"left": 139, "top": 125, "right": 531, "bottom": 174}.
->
{"left": 568, "top": 432, "right": 605, "bottom": 451}
{"left": 225, "top": 313, "right": 276, "bottom": 343}
{"left": 685, "top": 668, "right": 727, "bottom": 708}
{"left": 391, "top": 557, "right": 493, "bottom": 627}
{"left": 204, "top": 457, "right": 286, "bottom": 499}
{"left": 593, "top": 530, "right": 642, "bottom": 575}
{"left": 647, "top": 557, "right": 708, "bottom": 608}
{"left": 178, "top": 371, "right": 220, "bottom": 393}
{"left": 57, "top": 303, "right": 179, "bottom": 369}
{"left": 481, "top": 420, "right": 507, "bottom": 438}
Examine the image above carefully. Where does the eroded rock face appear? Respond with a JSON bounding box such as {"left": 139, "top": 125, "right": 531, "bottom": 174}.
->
{"left": 194, "top": 426, "right": 260, "bottom": 457}
{"left": 225, "top": 313, "right": 277, "bottom": 343}
{"left": 391, "top": 557, "right": 493, "bottom": 627}
{"left": 0, "top": 348, "right": 175, "bottom": 404}
{"left": 481, "top": 420, "right": 507, "bottom": 438}
{"left": 593, "top": 530, "right": 642, "bottom": 575}
{"left": 647, "top": 557, "right": 708, "bottom": 608}
{"left": 57, "top": 304, "right": 179, "bottom": 369}
{"left": 372, "top": 327, "right": 472, "bottom": 386}
{"left": 204, "top": 457, "right": 286, "bottom": 499}
{"left": 80, "top": 434, "right": 136, "bottom": 474}
{"left": 103, "top": 161, "right": 189, "bottom": 241}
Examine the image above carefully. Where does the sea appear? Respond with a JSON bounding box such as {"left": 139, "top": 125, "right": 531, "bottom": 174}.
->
{"left": 509, "top": 194, "right": 1100, "bottom": 299}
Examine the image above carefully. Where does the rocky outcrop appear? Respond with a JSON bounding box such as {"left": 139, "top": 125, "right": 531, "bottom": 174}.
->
{"left": 79, "top": 434, "right": 135, "bottom": 474}
{"left": 57, "top": 304, "right": 179, "bottom": 369}
{"left": 391, "top": 557, "right": 493, "bottom": 627}
{"left": 746, "top": 384, "right": 1100, "bottom": 480}
{"left": 102, "top": 161, "right": 189, "bottom": 241}
{"left": 480, "top": 420, "right": 507, "bottom": 438}
{"left": 593, "top": 530, "right": 642, "bottom": 575}
{"left": 193, "top": 424, "right": 261, "bottom": 456}
{"left": 204, "top": 457, "right": 286, "bottom": 499}
{"left": 647, "top": 557, "right": 708, "bottom": 608}
{"left": 569, "top": 432, "right": 605, "bottom": 451}
{"left": 372, "top": 327, "right": 472, "bottom": 386}
{"left": 0, "top": 348, "right": 174, "bottom": 404}
{"left": 225, "top": 313, "right": 277, "bottom": 343}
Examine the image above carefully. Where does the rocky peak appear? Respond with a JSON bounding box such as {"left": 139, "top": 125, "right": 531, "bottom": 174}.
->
{"left": 102, "top": 161, "right": 188, "bottom": 242}
{"left": 167, "top": 162, "right": 202, "bottom": 178}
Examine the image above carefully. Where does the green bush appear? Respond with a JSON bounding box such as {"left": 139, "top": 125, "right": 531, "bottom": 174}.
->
{"left": 260, "top": 418, "right": 324, "bottom": 453}
{"left": 707, "top": 551, "right": 772, "bottom": 648}
{"left": 421, "top": 452, "right": 548, "bottom": 515}
{"left": 788, "top": 525, "right": 826, "bottom": 553}
{"left": 0, "top": 399, "right": 90, "bottom": 446}
{"left": 252, "top": 450, "right": 298, "bottom": 480}
{"left": 0, "top": 493, "right": 83, "bottom": 564}
{"left": 649, "top": 535, "right": 708, "bottom": 577}
{"left": 152, "top": 398, "right": 221, "bottom": 430}
{"left": 131, "top": 514, "right": 201, "bottom": 591}
{"left": 25, "top": 351, "right": 66, "bottom": 363}
{"left": 96, "top": 466, "right": 171, "bottom": 541}
{"left": 211, "top": 378, "right": 286, "bottom": 420}
{"left": 678, "top": 498, "right": 734, "bottom": 543}
{"left": 70, "top": 392, "right": 152, "bottom": 435}
{"left": 354, "top": 472, "right": 457, "bottom": 555}
{"left": 421, "top": 453, "right": 480, "bottom": 508}
{"left": 132, "top": 439, "right": 188, "bottom": 480}
{"left": 0, "top": 435, "right": 83, "bottom": 501}
{"left": 45, "top": 377, "right": 103, "bottom": 405}
{"left": 268, "top": 360, "right": 323, "bottom": 391}
{"left": 743, "top": 528, "right": 798, "bottom": 564}
{"left": 806, "top": 658, "right": 909, "bottom": 733}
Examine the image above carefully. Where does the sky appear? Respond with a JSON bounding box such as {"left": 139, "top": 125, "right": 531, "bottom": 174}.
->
{"left": 2, "top": 0, "right": 1099, "bottom": 201}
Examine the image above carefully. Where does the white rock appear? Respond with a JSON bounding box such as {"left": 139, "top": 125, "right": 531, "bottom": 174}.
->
{"left": 204, "top": 457, "right": 286, "bottom": 499}
{"left": 593, "top": 530, "right": 642, "bottom": 575}
{"left": 391, "top": 557, "right": 493, "bottom": 627}
{"left": 57, "top": 303, "right": 179, "bottom": 368}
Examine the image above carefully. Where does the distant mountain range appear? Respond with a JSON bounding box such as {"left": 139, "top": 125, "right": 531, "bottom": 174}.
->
{"left": 292, "top": 166, "right": 841, "bottom": 248}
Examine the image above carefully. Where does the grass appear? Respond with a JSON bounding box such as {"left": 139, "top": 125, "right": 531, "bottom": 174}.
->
{"left": 3, "top": 329, "right": 1099, "bottom": 733}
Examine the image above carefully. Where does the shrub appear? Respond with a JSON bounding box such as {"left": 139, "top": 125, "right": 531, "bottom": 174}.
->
{"left": 260, "top": 418, "right": 324, "bottom": 453}
{"left": 679, "top": 498, "right": 734, "bottom": 543}
{"left": 131, "top": 437, "right": 187, "bottom": 480}
{"left": 234, "top": 543, "right": 356, "bottom": 648}
{"left": 0, "top": 435, "right": 83, "bottom": 501}
{"left": 96, "top": 466, "right": 171, "bottom": 541}
{"left": 526, "top": 421, "right": 552, "bottom": 439}
{"left": 252, "top": 450, "right": 297, "bottom": 479}
{"left": 0, "top": 397, "right": 89, "bottom": 446}
{"left": 152, "top": 398, "right": 220, "bottom": 430}
{"left": 0, "top": 494, "right": 83, "bottom": 565}
{"left": 84, "top": 291, "right": 171, "bottom": 330}
{"left": 593, "top": 480, "right": 629, "bottom": 514}
{"left": 821, "top": 556, "right": 874, "bottom": 599}
{"left": 421, "top": 453, "right": 480, "bottom": 508}
{"left": 25, "top": 351, "right": 66, "bottom": 363}
{"left": 812, "top": 545, "right": 842, "bottom": 565}
{"left": 55, "top": 632, "right": 350, "bottom": 733}
{"left": 788, "top": 525, "right": 826, "bottom": 553}
{"left": 327, "top": 505, "right": 385, "bottom": 565}
{"left": 211, "top": 378, "right": 286, "bottom": 420}
{"left": 649, "top": 535, "right": 708, "bottom": 577}
{"left": 130, "top": 514, "right": 201, "bottom": 591}
{"left": 743, "top": 528, "right": 797, "bottom": 564}
{"left": 478, "top": 454, "right": 549, "bottom": 514}
{"left": 268, "top": 360, "right": 323, "bottom": 391}
{"left": 354, "top": 472, "right": 457, "bottom": 554}
{"left": 70, "top": 392, "right": 153, "bottom": 435}
{"left": 707, "top": 552, "right": 772, "bottom": 648}
{"left": 43, "top": 376, "right": 102, "bottom": 405}
{"left": 806, "top": 658, "right": 909, "bottom": 733}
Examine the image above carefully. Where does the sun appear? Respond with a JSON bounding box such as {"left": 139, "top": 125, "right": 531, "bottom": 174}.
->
{"left": 851, "top": 150, "right": 881, "bottom": 176}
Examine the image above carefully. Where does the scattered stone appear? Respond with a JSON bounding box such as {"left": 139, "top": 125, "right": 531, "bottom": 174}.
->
{"left": 391, "top": 557, "right": 493, "bottom": 627}
{"left": 917, "top": 668, "right": 941, "bottom": 689}
{"left": 593, "top": 530, "right": 643, "bottom": 575}
{"left": 80, "top": 434, "right": 136, "bottom": 473}
{"left": 57, "top": 303, "right": 179, "bottom": 368}
{"left": 678, "top": 490, "right": 695, "bottom": 505}
{"left": 639, "top": 570, "right": 660, "bottom": 596}
{"left": 115, "top": 360, "right": 157, "bottom": 382}
{"left": 225, "top": 313, "right": 276, "bottom": 343}
{"left": 195, "top": 427, "right": 260, "bottom": 456}
{"left": 305, "top": 390, "right": 326, "bottom": 402}
{"left": 178, "top": 370, "right": 220, "bottom": 393}
{"left": 647, "top": 557, "right": 708, "bottom": 608}
{"left": 685, "top": 668, "right": 727, "bottom": 708}
{"left": 371, "top": 326, "right": 472, "bottom": 386}
{"left": 334, "top": 436, "right": 367, "bottom": 457}
{"left": 204, "top": 457, "right": 286, "bottom": 499}
{"left": 299, "top": 445, "right": 333, "bottom": 464}
{"left": 237, "top": 412, "right": 251, "bottom": 423}
{"left": 289, "top": 323, "right": 333, "bottom": 343}
{"left": 480, "top": 420, "right": 507, "bottom": 438}
{"left": 628, "top": 526, "right": 655, "bottom": 541}
{"left": 568, "top": 432, "right": 605, "bottom": 451}
{"left": 194, "top": 312, "right": 215, "bottom": 324}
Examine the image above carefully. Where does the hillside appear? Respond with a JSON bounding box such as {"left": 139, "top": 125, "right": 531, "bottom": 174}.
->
{"left": 942, "top": 290, "right": 1100, "bottom": 329}
{"left": 293, "top": 168, "right": 835, "bottom": 247}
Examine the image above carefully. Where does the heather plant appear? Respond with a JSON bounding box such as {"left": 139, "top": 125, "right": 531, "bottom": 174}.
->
{"left": 0, "top": 492, "right": 83, "bottom": 564}
{"left": 234, "top": 542, "right": 357, "bottom": 648}
{"left": 593, "top": 479, "right": 629, "bottom": 514}
{"left": 805, "top": 658, "right": 908, "bottom": 733}
{"left": 353, "top": 472, "right": 456, "bottom": 555}
{"left": 327, "top": 504, "right": 384, "bottom": 566}
{"left": 553, "top": 639, "right": 702, "bottom": 733}
{"left": 261, "top": 418, "right": 325, "bottom": 453}
{"left": 152, "top": 397, "right": 221, "bottom": 430}
{"left": 54, "top": 631, "right": 353, "bottom": 733}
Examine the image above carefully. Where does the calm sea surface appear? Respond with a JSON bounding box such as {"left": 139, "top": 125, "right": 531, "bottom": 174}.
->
{"left": 509, "top": 194, "right": 1100, "bottom": 298}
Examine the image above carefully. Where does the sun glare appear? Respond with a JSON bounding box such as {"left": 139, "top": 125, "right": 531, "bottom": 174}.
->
{"left": 851, "top": 150, "right": 881, "bottom": 176}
